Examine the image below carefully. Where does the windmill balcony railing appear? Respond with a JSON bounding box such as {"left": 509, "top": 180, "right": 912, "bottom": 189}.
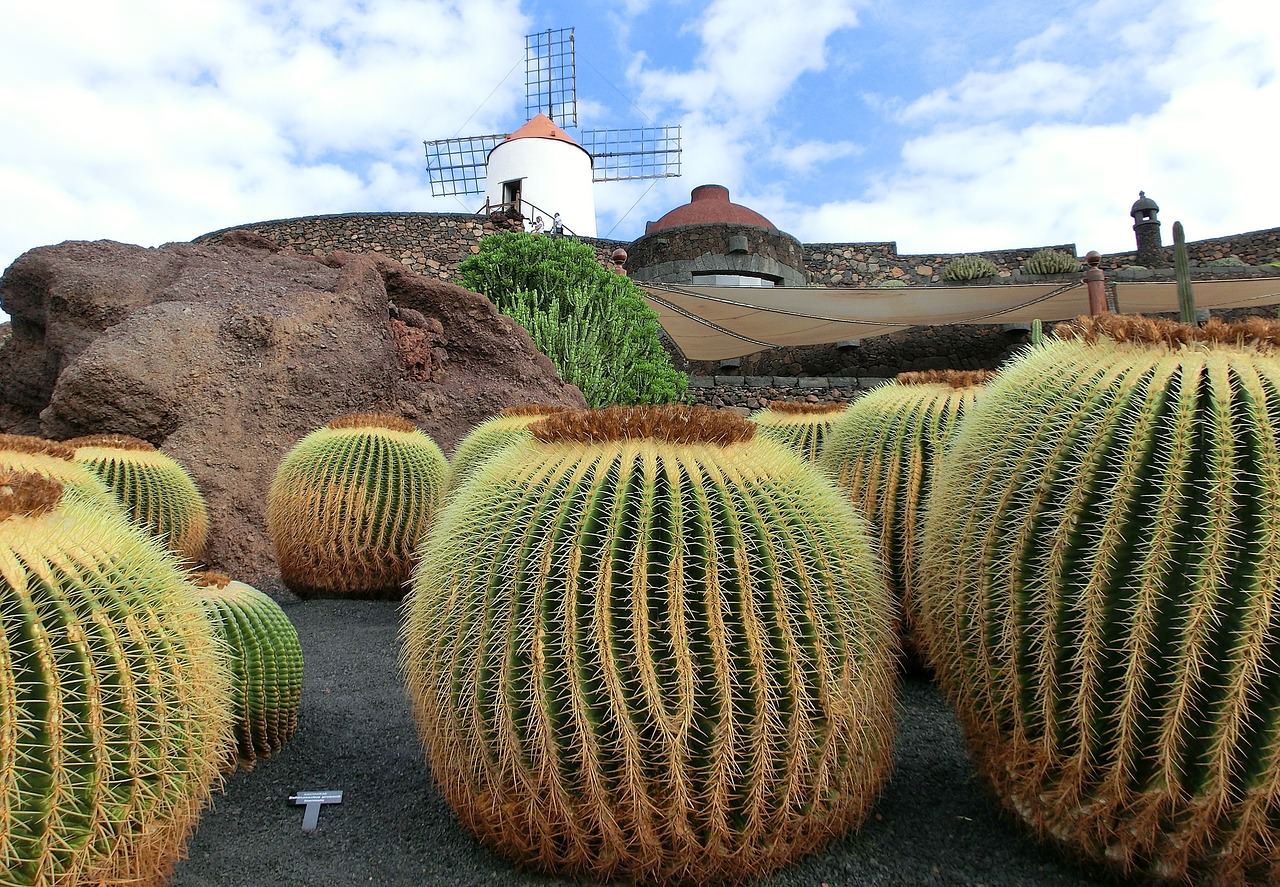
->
{"left": 479, "top": 198, "right": 579, "bottom": 238}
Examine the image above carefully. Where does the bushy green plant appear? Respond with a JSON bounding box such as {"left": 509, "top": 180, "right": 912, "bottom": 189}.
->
{"left": 459, "top": 232, "right": 686, "bottom": 406}
{"left": 1207, "top": 255, "right": 1247, "bottom": 267}
{"left": 942, "top": 255, "right": 999, "bottom": 281}
{"left": 1022, "top": 248, "right": 1080, "bottom": 275}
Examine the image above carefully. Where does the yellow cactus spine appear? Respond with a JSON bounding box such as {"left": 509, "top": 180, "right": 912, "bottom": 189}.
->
{"left": 446, "top": 404, "right": 572, "bottom": 494}
{"left": 0, "top": 433, "right": 123, "bottom": 514}
{"left": 404, "top": 405, "right": 898, "bottom": 884}
{"left": 748, "top": 399, "right": 847, "bottom": 462}
{"left": 267, "top": 413, "right": 448, "bottom": 597}
{"left": 67, "top": 433, "right": 210, "bottom": 562}
{"left": 0, "top": 470, "right": 230, "bottom": 886}
{"left": 819, "top": 370, "right": 991, "bottom": 657}
{"left": 193, "top": 571, "right": 304, "bottom": 769}
{"left": 920, "top": 314, "right": 1280, "bottom": 883}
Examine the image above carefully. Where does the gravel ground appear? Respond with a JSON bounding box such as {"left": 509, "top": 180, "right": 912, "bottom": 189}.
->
{"left": 174, "top": 591, "right": 1117, "bottom": 887}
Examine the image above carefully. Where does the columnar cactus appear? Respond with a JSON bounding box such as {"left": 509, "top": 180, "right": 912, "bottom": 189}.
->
{"left": 0, "top": 433, "right": 122, "bottom": 513}
{"left": 941, "top": 255, "right": 999, "bottom": 281}
{"left": 446, "top": 404, "right": 572, "bottom": 493}
{"left": 68, "top": 433, "right": 210, "bottom": 562}
{"left": 1023, "top": 248, "right": 1080, "bottom": 275}
{"left": 267, "top": 413, "right": 448, "bottom": 597}
{"left": 819, "top": 371, "right": 991, "bottom": 656}
{"left": 749, "top": 400, "right": 847, "bottom": 462}
{"left": 192, "top": 572, "right": 304, "bottom": 769}
{"left": 404, "top": 405, "right": 898, "bottom": 884}
{"left": 919, "top": 314, "right": 1280, "bottom": 884}
{"left": 0, "top": 469, "right": 230, "bottom": 886}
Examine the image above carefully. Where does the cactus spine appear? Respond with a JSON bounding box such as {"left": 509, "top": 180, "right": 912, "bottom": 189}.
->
{"left": 446, "top": 404, "right": 572, "bottom": 493}
{"left": 68, "top": 434, "right": 210, "bottom": 562}
{"left": 0, "top": 470, "right": 230, "bottom": 886}
{"left": 404, "top": 406, "right": 898, "bottom": 884}
{"left": 919, "top": 314, "right": 1280, "bottom": 883}
{"left": 193, "top": 572, "right": 303, "bottom": 769}
{"left": 749, "top": 400, "right": 847, "bottom": 462}
{"left": 819, "top": 371, "right": 991, "bottom": 657}
{"left": 1174, "top": 220, "right": 1196, "bottom": 324}
{"left": 0, "top": 434, "right": 123, "bottom": 514}
{"left": 267, "top": 413, "right": 448, "bottom": 597}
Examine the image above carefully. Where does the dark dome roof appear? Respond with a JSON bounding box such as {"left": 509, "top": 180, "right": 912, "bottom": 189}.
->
{"left": 1131, "top": 190, "right": 1159, "bottom": 214}
{"left": 645, "top": 185, "right": 775, "bottom": 234}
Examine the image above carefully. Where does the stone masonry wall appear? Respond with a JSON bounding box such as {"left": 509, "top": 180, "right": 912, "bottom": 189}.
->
{"left": 1102, "top": 225, "right": 1280, "bottom": 269}
{"left": 684, "top": 375, "right": 887, "bottom": 413}
{"left": 803, "top": 242, "right": 1080, "bottom": 287}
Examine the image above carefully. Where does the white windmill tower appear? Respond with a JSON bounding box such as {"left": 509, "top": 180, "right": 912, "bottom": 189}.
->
{"left": 424, "top": 28, "right": 682, "bottom": 238}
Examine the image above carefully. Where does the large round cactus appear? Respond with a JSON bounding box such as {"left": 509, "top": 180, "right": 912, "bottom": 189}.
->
{"left": 267, "top": 413, "right": 448, "bottom": 598}
{"left": 446, "top": 404, "right": 572, "bottom": 493}
{"left": 68, "top": 433, "right": 210, "bottom": 563}
{"left": 749, "top": 400, "right": 847, "bottom": 462}
{"left": 404, "top": 405, "right": 898, "bottom": 884}
{"left": 193, "top": 571, "right": 304, "bottom": 769}
{"left": 820, "top": 371, "right": 991, "bottom": 656}
{"left": 0, "top": 469, "right": 230, "bottom": 886}
{"left": 0, "top": 433, "right": 123, "bottom": 513}
{"left": 919, "top": 315, "right": 1280, "bottom": 883}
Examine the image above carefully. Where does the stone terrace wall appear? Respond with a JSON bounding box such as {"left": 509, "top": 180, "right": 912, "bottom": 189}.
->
{"left": 803, "top": 242, "right": 1079, "bottom": 287}
{"left": 195, "top": 211, "right": 627, "bottom": 283}
{"left": 1102, "top": 225, "right": 1280, "bottom": 269}
{"left": 685, "top": 375, "right": 887, "bottom": 413}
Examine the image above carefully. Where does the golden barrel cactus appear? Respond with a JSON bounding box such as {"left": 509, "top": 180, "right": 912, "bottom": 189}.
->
{"left": 920, "top": 315, "right": 1280, "bottom": 883}
{"left": 0, "top": 469, "right": 230, "bottom": 886}
{"left": 267, "top": 413, "right": 448, "bottom": 598}
{"left": 819, "top": 370, "right": 991, "bottom": 655}
{"left": 193, "top": 572, "right": 304, "bottom": 769}
{"left": 446, "top": 404, "right": 572, "bottom": 493}
{"left": 0, "top": 433, "right": 123, "bottom": 513}
{"left": 748, "top": 400, "right": 847, "bottom": 462}
{"left": 404, "top": 405, "right": 898, "bottom": 884}
{"left": 68, "top": 433, "right": 210, "bottom": 562}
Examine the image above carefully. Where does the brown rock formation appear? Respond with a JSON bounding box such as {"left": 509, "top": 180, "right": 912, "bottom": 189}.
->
{"left": 0, "top": 232, "right": 584, "bottom": 580}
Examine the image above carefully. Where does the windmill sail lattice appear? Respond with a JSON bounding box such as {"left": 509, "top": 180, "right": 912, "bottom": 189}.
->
{"left": 423, "top": 26, "right": 681, "bottom": 201}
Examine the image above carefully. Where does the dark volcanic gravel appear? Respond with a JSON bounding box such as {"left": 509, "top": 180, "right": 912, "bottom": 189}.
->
{"left": 174, "top": 591, "right": 1115, "bottom": 887}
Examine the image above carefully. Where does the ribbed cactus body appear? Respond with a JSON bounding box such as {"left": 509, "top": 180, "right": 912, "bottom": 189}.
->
{"left": 819, "top": 371, "right": 989, "bottom": 656}
{"left": 404, "top": 406, "right": 898, "bottom": 884}
{"left": 194, "top": 573, "right": 303, "bottom": 769}
{"left": 0, "top": 471, "right": 230, "bottom": 886}
{"left": 1023, "top": 248, "right": 1080, "bottom": 275}
{"left": 749, "top": 401, "right": 846, "bottom": 462}
{"left": 942, "top": 255, "right": 998, "bottom": 281}
{"left": 267, "top": 414, "right": 448, "bottom": 597}
{"left": 0, "top": 434, "right": 123, "bottom": 514}
{"left": 919, "top": 316, "right": 1280, "bottom": 883}
{"left": 69, "top": 434, "right": 210, "bottom": 562}
{"left": 446, "top": 405, "right": 571, "bottom": 493}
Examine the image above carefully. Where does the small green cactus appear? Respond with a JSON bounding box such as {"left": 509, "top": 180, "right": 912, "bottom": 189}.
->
{"left": 267, "top": 413, "right": 448, "bottom": 597}
{"left": 193, "top": 572, "right": 303, "bottom": 769}
{"left": 68, "top": 433, "right": 210, "bottom": 562}
{"left": 919, "top": 314, "right": 1280, "bottom": 883}
{"left": 749, "top": 399, "right": 846, "bottom": 462}
{"left": 942, "top": 255, "right": 999, "bottom": 281}
{"left": 0, "top": 433, "right": 123, "bottom": 513}
{"left": 404, "top": 405, "right": 898, "bottom": 884}
{"left": 446, "top": 404, "right": 572, "bottom": 493}
{"left": 819, "top": 370, "right": 992, "bottom": 659}
{"left": 1023, "top": 248, "right": 1080, "bottom": 275}
{"left": 0, "top": 469, "right": 230, "bottom": 886}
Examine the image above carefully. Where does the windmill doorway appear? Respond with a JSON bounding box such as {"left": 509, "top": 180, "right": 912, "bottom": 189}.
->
{"left": 501, "top": 178, "right": 524, "bottom": 214}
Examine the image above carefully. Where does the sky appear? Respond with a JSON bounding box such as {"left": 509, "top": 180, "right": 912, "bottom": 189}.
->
{"left": 2, "top": 0, "right": 1277, "bottom": 324}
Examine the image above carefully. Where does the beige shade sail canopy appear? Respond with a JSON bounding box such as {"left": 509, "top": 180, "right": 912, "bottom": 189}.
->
{"left": 640, "top": 278, "right": 1280, "bottom": 361}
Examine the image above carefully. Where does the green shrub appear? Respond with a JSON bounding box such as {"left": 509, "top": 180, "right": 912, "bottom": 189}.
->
{"left": 459, "top": 232, "right": 686, "bottom": 406}
{"left": 1207, "top": 255, "right": 1247, "bottom": 267}
{"left": 1022, "top": 248, "right": 1080, "bottom": 275}
{"left": 942, "top": 255, "right": 999, "bottom": 281}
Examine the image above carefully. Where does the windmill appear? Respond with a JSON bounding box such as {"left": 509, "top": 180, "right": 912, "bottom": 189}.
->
{"left": 423, "top": 27, "right": 682, "bottom": 238}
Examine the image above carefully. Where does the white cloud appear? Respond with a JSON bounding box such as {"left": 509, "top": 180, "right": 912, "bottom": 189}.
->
{"left": 899, "top": 61, "right": 1100, "bottom": 123}
{"left": 787, "top": 0, "right": 1280, "bottom": 255}
{"left": 0, "top": 0, "right": 531, "bottom": 301}
{"left": 770, "top": 139, "right": 863, "bottom": 174}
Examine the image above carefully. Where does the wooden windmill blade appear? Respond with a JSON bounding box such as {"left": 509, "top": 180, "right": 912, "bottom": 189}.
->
{"left": 422, "top": 133, "right": 506, "bottom": 197}
{"left": 582, "top": 126, "right": 683, "bottom": 182}
{"left": 525, "top": 27, "right": 577, "bottom": 126}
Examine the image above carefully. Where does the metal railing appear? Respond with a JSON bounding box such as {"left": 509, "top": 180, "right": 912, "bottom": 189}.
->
{"left": 478, "top": 197, "right": 578, "bottom": 237}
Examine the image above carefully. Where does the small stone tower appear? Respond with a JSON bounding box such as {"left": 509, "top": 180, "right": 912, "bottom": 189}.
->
{"left": 1130, "top": 191, "right": 1162, "bottom": 267}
